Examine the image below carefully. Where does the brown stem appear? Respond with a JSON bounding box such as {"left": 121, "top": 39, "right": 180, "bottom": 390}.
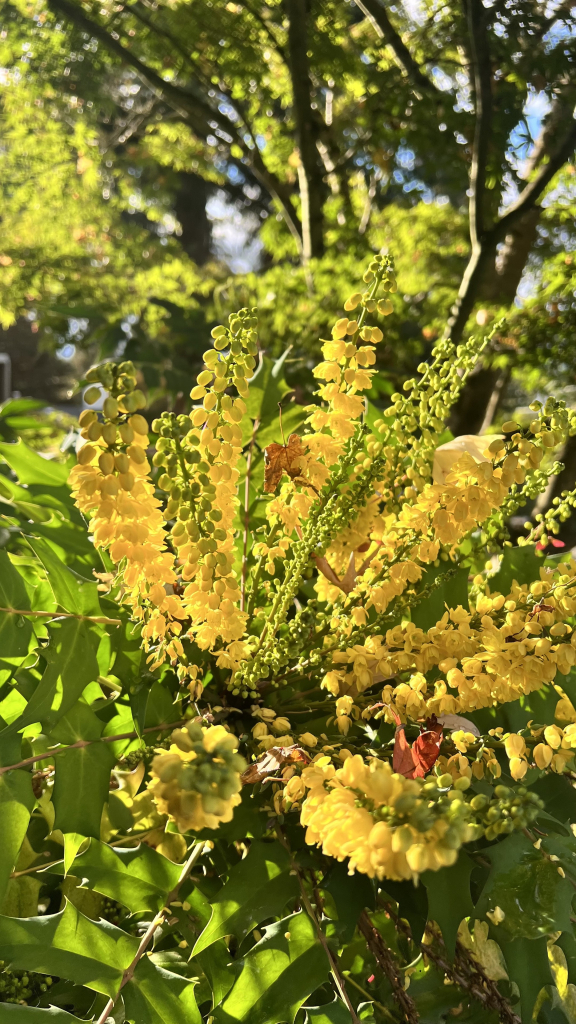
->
{"left": 358, "top": 910, "right": 419, "bottom": 1023}
{"left": 0, "top": 720, "right": 185, "bottom": 777}
{"left": 95, "top": 841, "right": 204, "bottom": 1024}
{"left": 383, "top": 902, "right": 520, "bottom": 1024}
{"left": 0, "top": 607, "right": 122, "bottom": 625}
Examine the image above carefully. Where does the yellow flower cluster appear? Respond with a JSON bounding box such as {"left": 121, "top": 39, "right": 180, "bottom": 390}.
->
{"left": 504, "top": 724, "right": 576, "bottom": 779}
{"left": 297, "top": 754, "right": 479, "bottom": 880}
{"left": 149, "top": 722, "right": 245, "bottom": 832}
{"left": 323, "top": 560, "right": 576, "bottom": 720}
{"left": 69, "top": 371, "right": 185, "bottom": 661}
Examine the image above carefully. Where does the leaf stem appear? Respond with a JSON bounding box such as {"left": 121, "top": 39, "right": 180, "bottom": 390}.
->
{"left": 95, "top": 840, "right": 205, "bottom": 1024}
{"left": 0, "top": 607, "right": 122, "bottom": 625}
{"left": 0, "top": 720, "right": 185, "bottom": 777}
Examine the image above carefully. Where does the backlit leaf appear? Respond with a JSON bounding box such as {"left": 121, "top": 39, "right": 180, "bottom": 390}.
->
{"left": 123, "top": 954, "right": 202, "bottom": 1024}
{"left": 215, "top": 911, "right": 329, "bottom": 1024}
{"left": 73, "top": 840, "right": 181, "bottom": 913}
{"left": 193, "top": 840, "right": 298, "bottom": 956}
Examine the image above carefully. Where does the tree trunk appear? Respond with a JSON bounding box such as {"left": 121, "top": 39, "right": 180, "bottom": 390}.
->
{"left": 173, "top": 172, "right": 212, "bottom": 265}
{"left": 286, "top": 0, "right": 325, "bottom": 260}
{"left": 533, "top": 434, "right": 576, "bottom": 549}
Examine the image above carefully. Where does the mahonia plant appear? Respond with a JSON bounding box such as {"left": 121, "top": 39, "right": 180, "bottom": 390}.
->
{"left": 4, "top": 253, "right": 576, "bottom": 1023}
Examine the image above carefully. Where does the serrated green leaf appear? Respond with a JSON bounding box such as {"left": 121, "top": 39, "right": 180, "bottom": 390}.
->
{"left": 489, "top": 544, "right": 542, "bottom": 595}
{"left": 323, "top": 862, "right": 374, "bottom": 943}
{"left": 0, "top": 1006, "right": 85, "bottom": 1022}
{"left": 411, "top": 564, "right": 469, "bottom": 630}
{"left": 422, "top": 852, "right": 474, "bottom": 957}
{"left": 306, "top": 998, "right": 354, "bottom": 1024}
{"left": 28, "top": 538, "right": 101, "bottom": 617}
{"left": 73, "top": 840, "right": 181, "bottom": 913}
{"left": 0, "top": 550, "right": 35, "bottom": 684}
{"left": 475, "top": 832, "right": 573, "bottom": 939}
{"left": 0, "top": 441, "right": 71, "bottom": 488}
{"left": 498, "top": 934, "right": 553, "bottom": 1022}
{"left": 192, "top": 840, "right": 298, "bottom": 956}
{"left": 0, "top": 771, "right": 35, "bottom": 905}
{"left": 0, "top": 901, "right": 137, "bottom": 997}
{"left": 123, "top": 955, "right": 202, "bottom": 1024}
{"left": 1, "top": 618, "right": 99, "bottom": 736}
{"left": 215, "top": 911, "right": 329, "bottom": 1024}
{"left": 52, "top": 743, "right": 114, "bottom": 839}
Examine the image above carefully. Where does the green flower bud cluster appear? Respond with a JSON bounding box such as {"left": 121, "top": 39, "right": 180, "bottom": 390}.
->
{"left": 149, "top": 722, "right": 246, "bottom": 832}
{"left": 0, "top": 962, "right": 53, "bottom": 1003}
{"left": 84, "top": 359, "right": 146, "bottom": 413}
{"left": 469, "top": 784, "right": 543, "bottom": 841}
{"left": 119, "top": 739, "right": 171, "bottom": 770}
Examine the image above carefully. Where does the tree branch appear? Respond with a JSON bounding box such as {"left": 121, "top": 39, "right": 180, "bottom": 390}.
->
{"left": 353, "top": 0, "right": 438, "bottom": 96}
{"left": 466, "top": 0, "right": 492, "bottom": 248}
{"left": 95, "top": 841, "right": 204, "bottom": 1024}
{"left": 46, "top": 0, "right": 303, "bottom": 248}
{"left": 446, "top": 117, "right": 576, "bottom": 342}
{"left": 286, "top": 0, "right": 325, "bottom": 259}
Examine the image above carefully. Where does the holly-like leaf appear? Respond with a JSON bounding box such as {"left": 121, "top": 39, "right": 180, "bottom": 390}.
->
{"left": 475, "top": 831, "right": 573, "bottom": 939}
{"left": 0, "top": 550, "right": 35, "bottom": 685}
{"left": 214, "top": 911, "right": 329, "bottom": 1024}
{"left": 0, "top": 771, "right": 36, "bottom": 905}
{"left": 422, "top": 852, "right": 474, "bottom": 957}
{"left": 0, "top": 441, "right": 71, "bottom": 489}
{"left": 323, "top": 862, "right": 374, "bottom": 943}
{"left": 411, "top": 564, "right": 469, "bottom": 630}
{"left": 0, "top": 902, "right": 138, "bottom": 997}
{"left": 50, "top": 705, "right": 115, "bottom": 839}
{"left": 489, "top": 544, "right": 542, "bottom": 595}
{"left": 28, "top": 538, "right": 101, "bottom": 617}
{"left": 1, "top": 618, "right": 99, "bottom": 736}
{"left": 497, "top": 934, "right": 553, "bottom": 1022}
{"left": 0, "top": 1006, "right": 86, "bottom": 1022}
{"left": 306, "top": 998, "right": 354, "bottom": 1024}
{"left": 73, "top": 840, "right": 182, "bottom": 913}
{"left": 123, "top": 955, "right": 202, "bottom": 1024}
{"left": 193, "top": 840, "right": 298, "bottom": 956}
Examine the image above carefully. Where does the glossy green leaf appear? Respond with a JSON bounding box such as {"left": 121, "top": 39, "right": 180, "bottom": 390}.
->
{"left": 0, "top": 550, "right": 34, "bottom": 684}
{"left": 498, "top": 934, "right": 553, "bottom": 1022}
{"left": 53, "top": 743, "right": 114, "bottom": 839}
{"left": 306, "top": 998, "right": 354, "bottom": 1024}
{"left": 73, "top": 840, "right": 181, "bottom": 912}
{"left": 0, "top": 902, "right": 137, "bottom": 997}
{"left": 411, "top": 564, "right": 469, "bottom": 630}
{"left": 193, "top": 840, "right": 298, "bottom": 956}
{"left": 50, "top": 704, "right": 115, "bottom": 839}
{"left": 475, "top": 832, "right": 573, "bottom": 939}
{"left": 215, "top": 912, "right": 329, "bottom": 1024}
{"left": 422, "top": 852, "right": 474, "bottom": 957}
{"left": 123, "top": 954, "right": 202, "bottom": 1024}
{"left": 28, "top": 538, "right": 101, "bottom": 617}
{"left": 1, "top": 618, "right": 99, "bottom": 735}
{"left": 0, "top": 441, "right": 71, "bottom": 488}
{"left": 489, "top": 544, "right": 542, "bottom": 595}
{"left": 0, "top": 1006, "right": 85, "bottom": 1022}
{"left": 0, "top": 770, "right": 35, "bottom": 906}
{"left": 323, "top": 862, "right": 374, "bottom": 943}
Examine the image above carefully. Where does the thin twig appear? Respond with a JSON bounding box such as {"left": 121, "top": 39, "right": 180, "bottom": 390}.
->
{"left": 0, "top": 607, "right": 122, "bottom": 625}
{"left": 0, "top": 720, "right": 185, "bottom": 777}
{"left": 95, "top": 841, "right": 204, "bottom": 1024}
{"left": 358, "top": 910, "right": 419, "bottom": 1024}
{"left": 276, "top": 826, "right": 361, "bottom": 1024}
